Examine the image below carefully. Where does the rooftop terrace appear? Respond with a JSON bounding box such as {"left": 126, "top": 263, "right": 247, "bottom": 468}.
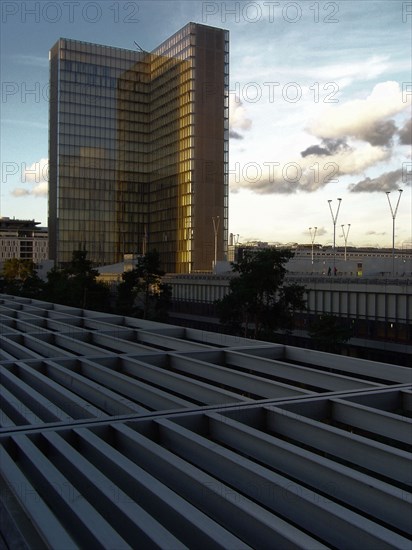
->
{"left": 0, "top": 294, "right": 411, "bottom": 548}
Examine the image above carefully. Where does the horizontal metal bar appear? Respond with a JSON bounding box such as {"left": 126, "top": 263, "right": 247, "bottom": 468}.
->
{"left": 13, "top": 361, "right": 108, "bottom": 421}
{"left": 76, "top": 358, "right": 192, "bottom": 411}
{"left": 72, "top": 427, "right": 250, "bottom": 549}
{"left": 0, "top": 335, "right": 44, "bottom": 360}
{"left": 265, "top": 406, "right": 411, "bottom": 487}
{"left": 226, "top": 350, "right": 380, "bottom": 391}
{"left": 184, "top": 327, "right": 262, "bottom": 348}
{"left": 10, "top": 434, "right": 130, "bottom": 548}
{"left": 332, "top": 399, "right": 412, "bottom": 445}
{"left": 137, "top": 330, "right": 215, "bottom": 351}
{"left": 170, "top": 355, "right": 311, "bottom": 398}
{"left": 0, "top": 347, "right": 22, "bottom": 361}
{"left": 26, "top": 332, "right": 78, "bottom": 357}
{"left": 13, "top": 318, "right": 48, "bottom": 334}
{"left": 119, "top": 357, "right": 249, "bottom": 405}
{"left": 52, "top": 333, "right": 114, "bottom": 356}
{"left": 206, "top": 411, "right": 411, "bottom": 533}
{"left": 285, "top": 346, "right": 412, "bottom": 384}
{"left": 156, "top": 418, "right": 410, "bottom": 548}
{"left": 40, "top": 360, "right": 145, "bottom": 416}
{"left": 112, "top": 423, "right": 329, "bottom": 549}
{"left": 0, "top": 446, "right": 77, "bottom": 549}
{"left": 342, "top": 390, "right": 408, "bottom": 414}
{"left": 42, "top": 431, "right": 187, "bottom": 549}
{"left": 0, "top": 405, "right": 16, "bottom": 429}
{"left": 0, "top": 384, "right": 43, "bottom": 428}
{"left": 90, "top": 332, "right": 159, "bottom": 354}
{"left": 1, "top": 368, "right": 73, "bottom": 423}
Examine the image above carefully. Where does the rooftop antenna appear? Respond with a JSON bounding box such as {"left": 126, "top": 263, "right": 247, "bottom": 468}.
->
{"left": 134, "top": 41, "right": 144, "bottom": 52}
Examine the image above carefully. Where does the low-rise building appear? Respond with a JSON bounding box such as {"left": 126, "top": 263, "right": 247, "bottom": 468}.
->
{"left": 0, "top": 217, "right": 48, "bottom": 265}
{"left": 163, "top": 270, "right": 412, "bottom": 364}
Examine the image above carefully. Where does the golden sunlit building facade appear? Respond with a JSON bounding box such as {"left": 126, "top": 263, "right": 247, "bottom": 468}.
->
{"left": 49, "top": 23, "right": 228, "bottom": 273}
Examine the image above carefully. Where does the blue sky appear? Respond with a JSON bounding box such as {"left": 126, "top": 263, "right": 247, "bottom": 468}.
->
{"left": 1, "top": 0, "right": 411, "bottom": 248}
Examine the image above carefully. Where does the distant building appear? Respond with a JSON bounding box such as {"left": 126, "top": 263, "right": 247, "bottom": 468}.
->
{"left": 0, "top": 217, "right": 48, "bottom": 264}
{"left": 49, "top": 23, "right": 229, "bottom": 273}
{"left": 228, "top": 243, "right": 412, "bottom": 278}
{"left": 162, "top": 251, "right": 412, "bottom": 364}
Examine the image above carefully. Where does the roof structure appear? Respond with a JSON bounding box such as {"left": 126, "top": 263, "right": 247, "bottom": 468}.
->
{"left": 0, "top": 294, "right": 411, "bottom": 548}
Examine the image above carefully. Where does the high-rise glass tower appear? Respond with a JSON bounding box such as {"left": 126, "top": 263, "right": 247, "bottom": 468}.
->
{"left": 49, "top": 23, "right": 229, "bottom": 273}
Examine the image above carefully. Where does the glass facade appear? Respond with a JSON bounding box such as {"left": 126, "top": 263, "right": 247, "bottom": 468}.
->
{"left": 49, "top": 23, "right": 228, "bottom": 273}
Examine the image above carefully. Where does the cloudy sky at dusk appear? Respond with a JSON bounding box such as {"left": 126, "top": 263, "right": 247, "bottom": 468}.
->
{"left": 1, "top": 0, "right": 411, "bottom": 248}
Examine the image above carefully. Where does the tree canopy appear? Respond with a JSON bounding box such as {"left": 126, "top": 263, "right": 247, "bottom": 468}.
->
{"left": 309, "top": 314, "right": 352, "bottom": 353}
{"left": 44, "top": 249, "right": 110, "bottom": 310}
{"left": 216, "top": 248, "right": 306, "bottom": 338}
{"left": 1, "top": 258, "right": 44, "bottom": 297}
{"left": 116, "top": 250, "right": 171, "bottom": 320}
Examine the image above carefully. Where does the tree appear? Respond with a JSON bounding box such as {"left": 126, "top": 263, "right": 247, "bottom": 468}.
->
{"left": 64, "top": 249, "right": 104, "bottom": 309}
{"left": 115, "top": 250, "right": 171, "bottom": 320}
{"left": 43, "top": 266, "right": 71, "bottom": 305}
{"left": 1, "top": 258, "right": 44, "bottom": 297}
{"left": 2, "top": 258, "right": 36, "bottom": 281}
{"left": 43, "top": 250, "right": 110, "bottom": 311}
{"left": 309, "top": 314, "right": 352, "bottom": 353}
{"left": 216, "top": 248, "right": 306, "bottom": 338}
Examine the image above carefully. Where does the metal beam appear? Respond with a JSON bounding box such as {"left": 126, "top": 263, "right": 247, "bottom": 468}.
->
{"left": 155, "top": 418, "right": 410, "bottom": 547}
{"left": 112, "top": 423, "right": 329, "bottom": 549}
{"left": 226, "top": 350, "right": 380, "bottom": 391}
{"left": 0, "top": 447, "right": 77, "bottom": 549}
{"left": 117, "top": 356, "right": 250, "bottom": 405}
{"left": 1, "top": 367, "right": 73, "bottom": 424}
{"left": 332, "top": 398, "right": 412, "bottom": 445}
{"left": 207, "top": 411, "right": 411, "bottom": 533}
{"left": 8, "top": 435, "right": 132, "bottom": 548}
{"left": 285, "top": 347, "right": 412, "bottom": 384}
{"left": 265, "top": 405, "right": 411, "bottom": 487}
{"left": 71, "top": 426, "right": 251, "bottom": 549}
{"left": 39, "top": 360, "right": 146, "bottom": 416}
{"left": 169, "top": 354, "right": 311, "bottom": 398}
{"left": 74, "top": 358, "right": 194, "bottom": 411}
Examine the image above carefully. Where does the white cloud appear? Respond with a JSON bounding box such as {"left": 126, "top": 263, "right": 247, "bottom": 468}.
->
{"left": 32, "top": 181, "right": 49, "bottom": 196}
{"left": 11, "top": 158, "right": 49, "bottom": 197}
{"left": 305, "top": 56, "right": 389, "bottom": 86}
{"left": 229, "top": 95, "right": 252, "bottom": 137}
{"left": 332, "top": 144, "right": 391, "bottom": 175}
{"left": 11, "top": 188, "right": 30, "bottom": 197}
{"left": 23, "top": 158, "right": 49, "bottom": 183}
{"left": 307, "top": 81, "right": 411, "bottom": 144}
{"left": 230, "top": 144, "right": 391, "bottom": 194}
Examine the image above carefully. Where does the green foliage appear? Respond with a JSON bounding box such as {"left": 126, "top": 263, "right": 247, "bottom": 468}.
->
{"left": 2, "top": 258, "right": 36, "bottom": 281}
{"left": 115, "top": 250, "right": 171, "bottom": 320}
{"left": 1, "top": 258, "right": 44, "bottom": 297}
{"left": 309, "top": 314, "right": 352, "bottom": 353}
{"left": 216, "top": 248, "right": 306, "bottom": 338}
{"left": 43, "top": 249, "right": 110, "bottom": 311}
{"left": 43, "top": 267, "right": 70, "bottom": 305}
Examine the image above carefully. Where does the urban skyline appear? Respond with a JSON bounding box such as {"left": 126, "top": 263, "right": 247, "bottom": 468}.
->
{"left": 1, "top": 1, "right": 411, "bottom": 250}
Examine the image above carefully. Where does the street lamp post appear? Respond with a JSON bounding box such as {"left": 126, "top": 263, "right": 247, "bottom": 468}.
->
{"left": 328, "top": 198, "right": 342, "bottom": 272}
{"left": 309, "top": 226, "right": 317, "bottom": 265}
{"left": 212, "top": 216, "right": 220, "bottom": 270}
{"left": 341, "top": 224, "right": 351, "bottom": 261}
{"left": 386, "top": 189, "right": 403, "bottom": 276}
